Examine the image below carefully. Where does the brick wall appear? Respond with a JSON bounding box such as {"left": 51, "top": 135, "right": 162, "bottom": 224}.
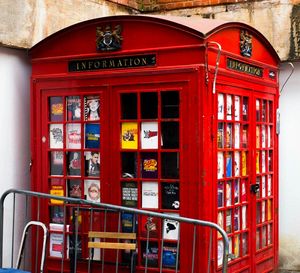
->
{"left": 107, "top": 0, "right": 254, "bottom": 11}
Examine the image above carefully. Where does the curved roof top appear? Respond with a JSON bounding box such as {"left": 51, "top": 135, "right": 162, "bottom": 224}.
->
{"left": 30, "top": 15, "right": 279, "bottom": 61}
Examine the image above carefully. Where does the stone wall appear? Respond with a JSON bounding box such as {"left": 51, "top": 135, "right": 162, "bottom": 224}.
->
{"left": 0, "top": 0, "right": 131, "bottom": 49}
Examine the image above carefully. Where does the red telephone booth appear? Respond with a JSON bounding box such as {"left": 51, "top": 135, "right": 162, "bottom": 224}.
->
{"left": 30, "top": 15, "right": 280, "bottom": 273}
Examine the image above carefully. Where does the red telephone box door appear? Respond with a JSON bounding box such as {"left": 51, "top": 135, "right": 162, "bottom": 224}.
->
{"left": 35, "top": 68, "right": 202, "bottom": 272}
{"left": 251, "top": 93, "right": 278, "bottom": 273}
{"left": 216, "top": 87, "right": 278, "bottom": 273}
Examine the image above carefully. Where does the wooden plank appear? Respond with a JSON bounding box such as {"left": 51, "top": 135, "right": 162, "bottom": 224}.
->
{"left": 88, "top": 241, "right": 136, "bottom": 250}
{"left": 88, "top": 231, "right": 136, "bottom": 240}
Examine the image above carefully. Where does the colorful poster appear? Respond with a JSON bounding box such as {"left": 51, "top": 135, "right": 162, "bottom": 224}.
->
{"left": 142, "top": 182, "right": 158, "bottom": 209}
{"left": 66, "top": 123, "right": 81, "bottom": 149}
{"left": 121, "top": 122, "right": 138, "bottom": 149}
{"left": 141, "top": 153, "right": 158, "bottom": 178}
{"left": 50, "top": 151, "right": 64, "bottom": 176}
{"left": 217, "top": 152, "right": 224, "bottom": 179}
{"left": 68, "top": 151, "right": 81, "bottom": 176}
{"left": 141, "top": 122, "right": 158, "bottom": 149}
{"left": 226, "top": 152, "right": 232, "bottom": 177}
{"left": 84, "top": 96, "right": 100, "bottom": 121}
{"left": 67, "top": 96, "right": 81, "bottom": 121}
{"left": 84, "top": 179, "right": 100, "bottom": 202}
{"left": 67, "top": 179, "right": 82, "bottom": 198}
{"left": 121, "top": 182, "right": 138, "bottom": 207}
{"left": 141, "top": 216, "right": 159, "bottom": 238}
{"left": 218, "top": 94, "right": 224, "bottom": 120}
{"left": 234, "top": 123, "right": 240, "bottom": 148}
{"left": 49, "top": 124, "right": 64, "bottom": 149}
{"left": 226, "top": 95, "right": 233, "bottom": 120}
{"left": 50, "top": 97, "right": 63, "bottom": 122}
{"left": 234, "top": 96, "right": 240, "bottom": 121}
{"left": 163, "top": 215, "right": 179, "bottom": 241}
{"left": 162, "top": 244, "right": 178, "bottom": 268}
{"left": 85, "top": 123, "right": 100, "bottom": 148}
{"left": 161, "top": 182, "right": 180, "bottom": 210}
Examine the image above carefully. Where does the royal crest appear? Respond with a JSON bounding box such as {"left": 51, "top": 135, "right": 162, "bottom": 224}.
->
{"left": 240, "top": 30, "right": 252, "bottom": 57}
{"left": 96, "top": 24, "right": 123, "bottom": 51}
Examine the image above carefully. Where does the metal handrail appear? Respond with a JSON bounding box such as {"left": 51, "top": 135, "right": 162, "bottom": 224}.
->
{"left": 0, "top": 188, "right": 229, "bottom": 273}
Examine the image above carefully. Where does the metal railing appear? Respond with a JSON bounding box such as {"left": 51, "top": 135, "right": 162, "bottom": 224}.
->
{"left": 0, "top": 189, "right": 229, "bottom": 273}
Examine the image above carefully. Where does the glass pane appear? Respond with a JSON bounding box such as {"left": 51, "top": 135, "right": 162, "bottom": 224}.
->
{"left": 234, "top": 179, "right": 240, "bottom": 204}
{"left": 256, "top": 202, "right": 261, "bottom": 224}
{"left": 234, "top": 234, "right": 240, "bottom": 258}
{"left": 226, "top": 124, "right": 232, "bottom": 148}
{"left": 262, "top": 100, "right": 267, "bottom": 122}
{"left": 234, "top": 152, "right": 240, "bottom": 177}
{"left": 49, "top": 96, "right": 64, "bottom": 122}
{"left": 142, "top": 182, "right": 158, "bottom": 209}
{"left": 256, "top": 99, "right": 260, "bottom": 121}
{"left": 241, "top": 205, "right": 247, "bottom": 229}
{"left": 234, "top": 123, "right": 240, "bottom": 149}
{"left": 50, "top": 151, "right": 64, "bottom": 176}
{"left": 121, "top": 122, "right": 138, "bottom": 149}
{"left": 84, "top": 180, "right": 101, "bottom": 202}
{"left": 67, "top": 179, "right": 82, "bottom": 198}
{"left": 161, "top": 122, "right": 179, "bottom": 149}
{"left": 161, "top": 153, "right": 179, "bottom": 179}
{"left": 49, "top": 124, "right": 64, "bottom": 149}
{"left": 84, "top": 151, "right": 100, "bottom": 177}
{"left": 84, "top": 96, "right": 100, "bottom": 121}
{"left": 141, "top": 241, "right": 159, "bottom": 267}
{"left": 218, "top": 123, "right": 224, "bottom": 148}
{"left": 242, "top": 97, "right": 248, "bottom": 121}
{"left": 226, "top": 181, "right": 232, "bottom": 206}
{"left": 161, "top": 91, "right": 179, "bottom": 118}
{"left": 67, "top": 96, "right": 81, "bottom": 121}
{"left": 234, "top": 96, "right": 241, "bottom": 121}
{"left": 50, "top": 178, "right": 64, "bottom": 204}
{"left": 241, "top": 151, "right": 247, "bottom": 176}
{"left": 141, "top": 92, "right": 158, "bottom": 119}
{"left": 121, "top": 93, "right": 137, "bottom": 119}
{"left": 141, "top": 122, "right": 158, "bottom": 149}
{"left": 268, "top": 101, "right": 273, "bottom": 123}
{"left": 226, "top": 95, "right": 233, "bottom": 120}
{"left": 121, "top": 181, "right": 138, "bottom": 207}
{"left": 218, "top": 183, "right": 224, "bottom": 207}
{"left": 141, "top": 152, "right": 158, "bottom": 179}
{"left": 242, "top": 125, "right": 248, "bottom": 148}
{"left": 226, "top": 209, "right": 232, "bottom": 233}
{"left": 234, "top": 208, "right": 240, "bottom": 231}
{"left": 67, "top": 151, "right": 81, "bottom": 176}
{"left": 66, "top": 123, "right": 81, "bottom": 149}
{"left": 121, "top": 152, "right": 137, "bottom": 178}
{"left": 217, "top": 152, "right": 224, "bottom": 179}
{"left": 161, "top": 182, "right": 180, "bottom": 210}
{"left": 85, "top": 124, "right": 100, "bottom": 149}
{"left": 225, "top": 152, "right": 233, "bottom": 178}
{"left": 242, "top": 233, "right": 248, "bottom": 256}
{"left": 218, "top": 94, "right": 224, "bottom": 120}
{"left": 162, "top": 243, "right": 179, "bottom": 269}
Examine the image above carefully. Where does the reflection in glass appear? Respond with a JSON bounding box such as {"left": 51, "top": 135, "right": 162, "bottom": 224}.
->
{"left": 161, "top": 153, "right": 179, "bottom": 179}
{"left": 162, "top": 91, "right": 179, "bottom": 118}
{"left": 122, "top": 152, "right": 137, "bottom": 178}
{"left": 161, "top": 122, "right": 179, "bottom": 149}
{"left": 141, "top": 92, "right": 158, "bottom": 119}
{"left": 50, "top": 151, "right": 64, "bottom": 176}
{"left": 121, "top": 93, "right": 137, "bottom": 119}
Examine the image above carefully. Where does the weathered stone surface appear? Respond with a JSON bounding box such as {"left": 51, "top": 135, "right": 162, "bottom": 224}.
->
{"left": 0, "top": 0, "right": 131, "bottom": 49}
{"left": 151, "top": 0, "right": 293, "bottom": 60}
